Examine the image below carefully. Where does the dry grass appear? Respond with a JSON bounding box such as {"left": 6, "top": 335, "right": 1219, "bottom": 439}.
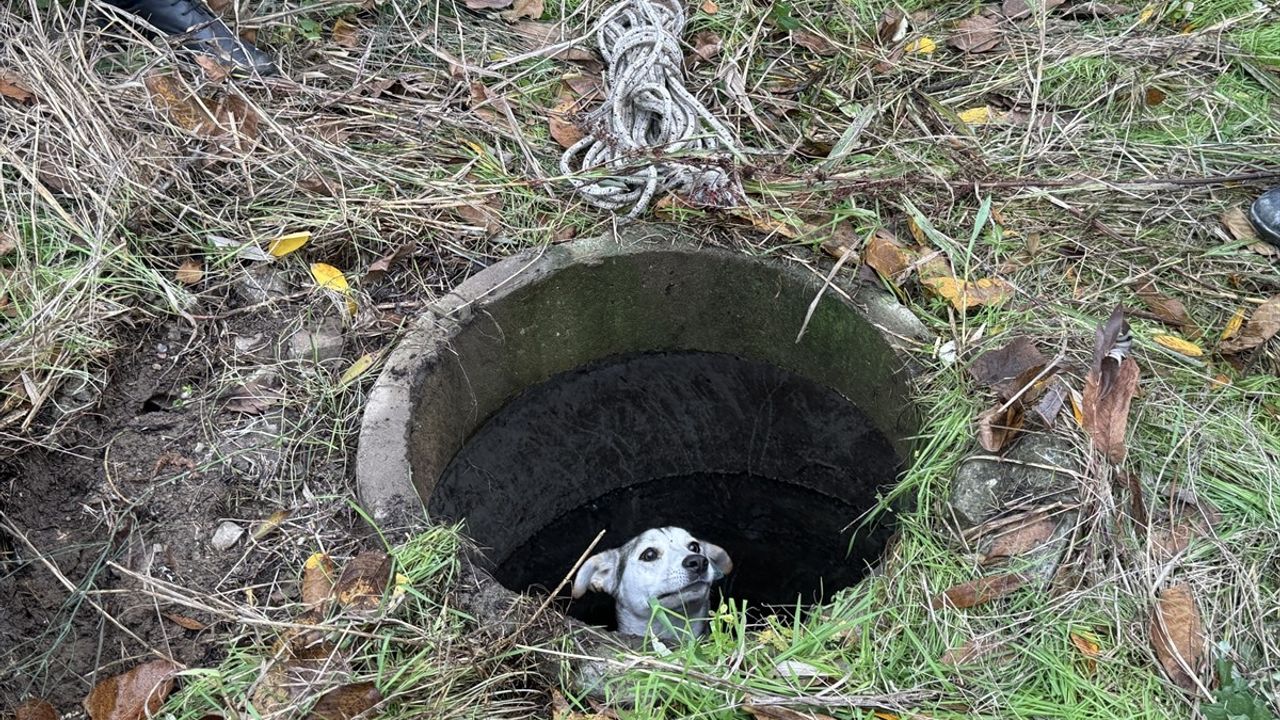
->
{"left": 2, "top": 0, "right": 1279, "bottom": 716}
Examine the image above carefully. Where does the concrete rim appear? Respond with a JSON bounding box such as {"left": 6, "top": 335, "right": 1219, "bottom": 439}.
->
{"left": 355, "top": 224, "right": 929, "bottom": 524}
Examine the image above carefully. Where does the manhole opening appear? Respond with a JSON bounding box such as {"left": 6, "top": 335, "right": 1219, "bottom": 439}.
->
{"left": 430, "top": 350, "right": 902, "bottom": 628}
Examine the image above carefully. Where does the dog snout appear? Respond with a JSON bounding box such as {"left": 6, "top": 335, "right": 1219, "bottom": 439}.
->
{"left": 683, "top": 554, "right": 708, "bottom": 574}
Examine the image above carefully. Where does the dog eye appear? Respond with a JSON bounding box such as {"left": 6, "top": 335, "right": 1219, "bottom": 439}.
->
{"left": 639, "top": 548, "right": 658, "bottom": 562}
{"left": 688, "top": 542, "right": 701, "bottom": 553}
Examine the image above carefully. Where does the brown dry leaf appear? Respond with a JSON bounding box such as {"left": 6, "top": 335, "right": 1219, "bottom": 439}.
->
{"left": 819, "top": 222, "right": 861, "bottom": 261}
{"left": 877, "top": 8, "right": 907, "bottom": 45}
{"left": 175, "top": 260, "right": 203, "bottom": 286}
{"left": 469, "top": 82, "right": 512, "bottom": 126}
{"left": 144, "top": 73, "right": 209, "bottom": 132}
{"left": 864, "top": 229, "right": 916, "bottom": 279}
{"left": 791, "top": 30, "right": 836, "bottom": 55}
{"left": 1150, "top": 584, "right": 1204, "bottom": 693}
{"left": 690, "top": 31, "right": 723, "bottom": 63}
{"left": 1218, "top": 295, "right": 1280, "bottom": 354}
{"left": 1, "top": 70, "right": 37, "bottom": 105}
{"left": 502, "top": 0, "right": 544, "bottom": 21}
{"left": 0, "top": 233, "right": 15, "bottom": 256}
{"left": 968, "top": 336, "right": 1048, "bottom": 401}
{"left": 1070, "top": 632, "right": 1101, "bottom": 673}
{"left": 948, "top": 15, "right": 1002, "bottom": 53}
{"left": 365, "top": 243, "right": 414, "bottom": 282}
{"left": 335, "top": 551, "right": 391, "bottom": 613}
{"left": 302, "top": 552, "right": 337, "bottom": 612}
{"left": 983, "top": 515, "right": 1057, "bottom": 563}
{"left": 306, "top": 682, "right": 382, "bottom": 720}
{"left": 549, "top": 99, "right": 585, "bottom": 148}
{"left": 976, "top": 404, "right": 1024, "bottom": 452}
{"left": 742, "top": 700, "right": 836, "bottom": 720}
{"left": 224, "top": 378, "right": 284, "bottom": 415}
{"left": 551, "top": 691, "right": 618, "bottom": 720}
{"left": 210, "top": 94, "right": 260, "bottom": 141}
{"left": 701, "top": 0, "right": 718, "bottom": 13}
{"left": 932, "top": 573, "right": 1027, "bottom": 609}
{"left": 454, "top": 201, "right": 503, "bottom": 237}
{"left": 464, "top": 0, "right": 512, "bottom": 8}
{"left": 1002, "top": 0, "right": 1065, "bottom": 19}
{"left": 16, "top": 699, "right": 58, "bottom": 720}
{"left": 83, "top": 660, "right": 181, "bottom": 720}
{"left": 563, "top": 72, "right": 603, "bottom": 98}
{"left": 332, "top": 18, "right": 360, "bottom": 48}
{"left": 252, "top": 508, "right": 292, "bottom": 541}
{"left": 1144, "top": 87, "right": 1167, "bottom": 106}
{"left": 1220, "top": 206, "right": 1258, "bottom": 243}
{"left": 1082, "top": 306, "right": 1140, "bottom": 464}
{"left": 164, "top": 613, "right": 207, "bottom": 631}
{"left": 1137, "top": 282, "right": 1196, "bottom": 337}
{"left": 194, "top": 55, "right": 230, "bottom": 82}
{"left": 922, "top": 276, "right": 1013, "bottom": 311}
{"left": 940, "top": 637, "right": 1008, "bottom": 665}
{"left": 1034, "top": 377, "right": 1068, "bottom": 427}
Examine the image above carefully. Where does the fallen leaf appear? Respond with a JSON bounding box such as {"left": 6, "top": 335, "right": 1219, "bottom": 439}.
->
{"left": 1034, "top": 377, "right": 1068, "bottom": 426}
{"left": 1082, "top": 306, "right": 1140, "bottom": 464}
{"left": 509, "top": 21, "right": 598, "bottom": 62}
{"left": 1144, "top": 87, "right": 1167, "bottom": 106}
{"left": 1220, "top": 307, "right": 1246, "bottom": 340}
{"left": 164, "top": 613, "right": 207, "bottom": 631}
{"left": 339, "top": 354, "right": 375, "bottom": 387}
{"left": 907, "top": 215, "right": 927, "bottom": 245}
{"left": 922, "top": 276, "right": 1013, "bottom": 311}
{"left": 334, "top": 551, "right": 392, "bottom": 613}
{"left": 1152, "top": 334, "right": 1203, "bottom": 358}
{"left": 701, "top": 0, "right": 718, "bottom": 13}
{"left": 1137, "top": 282, "right": 1195, "bottom": 336}
{"left": 83, "top": 660, "right": 181, "bottom": 720}
{"left": 502, "top": 0, "right": 544, "bottom": 21}
{"left": 983, "top": 515, "right": 1057, "bottom": 563}
{"left": 0, "top": 233, "right": 15, "bottom": 256}
{"left": 1070, "top": 632, "right": 1101, "bottom": 673}
{"left": 302, "top": 552, "right": 337, "bottom": 611}
{"left": 864, "top": 229, "right": 915, "bottom": 278}
{"left": 464, "top": 0, "right": 511, "bottom": 8}
{"left": 15, "top": 699, "right": 58, "bottom": 720}
{"left": 976, "top": 404, "right": 1024, "bottom": 452}
{"left": 1, "top": 70, "right": 37, "bottom": 105}
{"left": 1120, "top": 470, "right": 1149, "bottom": 533}
{"left": 144, "top": 72, "right": 209, "bottom": 132}
{"left": 1220, "top": 206, "right": 1258, "bottom": 244}
{"left": 175, "top": 260, "right": 203, "bottom": 285}
{"left": 469, "top": 82, "right": 513, "bottom": 126}
{"left": 1069, "top": 387, "right": 1085, "bottom": 427}
{"left": 549, "top": 99, "right": 585, "bottom": 148}
{"left": 194, "top": 55, "right": 230, "bottom": 82}
{"left": 365, "top": 243, "right": 414, "bottom": 282}
{"left": 1002, "top": 0, "right": 1065, "bottom": 19}
{"left": 791, "top": 30, "right": 836, "bottom": 55}
{"left": 1136, "top": 3, "right": 1156, "bottom": 23}
{"left": 224, "top": 378, "right": 284, "bottom": 415}
{"left": 968, "top": 336, "right": 1048, "bottom": 401}
{"left": 1150, "top": 584, "right": 1204, "bottom": 693}
{"left": 251, "top": 509, "right": 292, "bottom": 541}
{"left": 691, "top": 31, "right": 724, "bottom": 63}
{"left": 932, "top": 573, "right": 1027, "bottom": 609}
{"left": 940, "top": 637, "right": 1007, "bottom": 665}
{"left": 948, "top": 15, "right": 1002, "bottom": 53}
{"left": 818, "top": 222, "right": 861, "bottom": 261}
{"left": 305, "top": 682, "right": 381, "bottom": 720}
{"left": 332, "top": 18, "right": 359, "bottom": 48}
{"left": 454, "top": 202, "right": 503, "bottom": 237}
{"left": 268, "top": 231, "right": 311, "bottom": 258}
{"left": 1218, "top": 295, "right": 1280, "bottom": 354}
{"left": 904, "top": 36, "right": 937, "bottom": 54}
{"left": 310, "top": 263, "right": 357, "bottom": 315}
{"left": 957, "top": 106, "right": 1005, "bottom": 125}
{"left": 877, "top": 8, "right": 908, "bottom": 45}
{"left": 742, "top": 700, "right": 836, "bottom": 720}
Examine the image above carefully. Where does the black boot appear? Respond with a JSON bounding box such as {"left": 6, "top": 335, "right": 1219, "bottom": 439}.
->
{"left": 106, "top": 0, "right": 276, "bottom": 77}
{"left": 1250, "top": 187, "right": 1280, "bottom": 249}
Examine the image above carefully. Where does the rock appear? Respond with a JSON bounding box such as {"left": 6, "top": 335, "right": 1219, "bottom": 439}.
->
{"left": 286, "top": 317, "right": 345, "bottom": 365}
{"left": 234, "top": 265, "right": 289, "bottom": 305}
{"left": 950, "top": 433, "right": 1080, "bottom": 528}
{"left": 211, "top": 521, "right": 245, "bottom": 550}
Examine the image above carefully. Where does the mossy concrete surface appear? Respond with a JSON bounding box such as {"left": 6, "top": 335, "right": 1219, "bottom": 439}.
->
{"left": 356, "top": 224, "right": 929, "bottom": 523}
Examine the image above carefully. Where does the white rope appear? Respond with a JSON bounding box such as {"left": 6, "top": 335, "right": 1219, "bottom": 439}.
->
{"left": 560, "top": 0, "right": 744, "bottom": 217}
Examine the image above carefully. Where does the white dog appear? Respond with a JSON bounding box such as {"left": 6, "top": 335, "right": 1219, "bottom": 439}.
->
{"left": 571, "top": 527, "right": 732, "bottom": 641}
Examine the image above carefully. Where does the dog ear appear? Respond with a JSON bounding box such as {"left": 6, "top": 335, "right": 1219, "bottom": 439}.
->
{"left": 700, "top": 541, "right": 733, "bottom": 577}
{"left": 572, "top": 548, "right": 619, "bottom": 599}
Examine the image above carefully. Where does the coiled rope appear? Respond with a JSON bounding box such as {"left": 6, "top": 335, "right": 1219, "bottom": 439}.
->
{"left": 559, "top": 0, "right": 744, "bottom": 217}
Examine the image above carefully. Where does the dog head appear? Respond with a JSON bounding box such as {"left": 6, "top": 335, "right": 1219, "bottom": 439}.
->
{"left": 571, "top": 527, "right": 732, "bottom": 640}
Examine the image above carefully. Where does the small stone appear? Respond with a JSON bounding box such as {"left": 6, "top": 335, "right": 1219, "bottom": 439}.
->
{"left": 211, "top": 521, "right": 245, "bottom": 550}
{"left": 234, "top": 333, "right": 264, "bottom": 353}
{"left": 234, "top": 265, "right": 289, "bottom": 305}
{"left": 156, "top": 343, "right": 169, "bottom": 354}
{"left": 286, "top": 317, "right": 345, "bottom": 364}
{"left": 950, "top": 434, "right": 1080, "bottom": 528}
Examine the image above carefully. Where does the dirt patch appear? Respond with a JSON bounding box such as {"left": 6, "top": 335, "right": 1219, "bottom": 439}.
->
{"left": 0, "top": 307, "right": 385, "bottom": 713}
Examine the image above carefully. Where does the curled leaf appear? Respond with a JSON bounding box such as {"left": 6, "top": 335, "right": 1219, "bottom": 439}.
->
{"left": 1218, "top": 295, "right": 1280, "bottom": 355}
{"left": 932, "top": 573, "right": 1028, "bottom": 609}
{"left": 1152, "top": 334, "right": 1203, "bottom": 358}
{"left": 302, "top": 552, "right": 337, "bottom": 611}
{"left": 269, "top": 231, "right": 311, "bottom": 258}
{"left": 968, "top": 336, "right": 1048, "bottom": 401}
{"left": 83, "top": 660, "right": 181, "bottom": 720}
{"left": 976, "top": 404, "right": 1024, "bottom": 452}
{"left": 339, "top": 354, "right": 375, "bottom": 387}
{"left": 1150, "top": 584, "right": 1204, "bottom": 693}
{"left": 922, "top": 276, "right": 1013, "bottom": 311}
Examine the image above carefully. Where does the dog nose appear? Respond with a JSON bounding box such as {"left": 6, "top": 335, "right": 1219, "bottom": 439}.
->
{"left": 683, "top": 554, "right": 708, "bottom": 573}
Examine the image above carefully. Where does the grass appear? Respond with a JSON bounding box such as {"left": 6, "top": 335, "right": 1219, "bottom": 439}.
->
{"left": 2, "top": 0, "right": 1279, "bottom": 716}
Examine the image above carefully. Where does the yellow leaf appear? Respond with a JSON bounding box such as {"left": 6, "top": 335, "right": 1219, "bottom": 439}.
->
{"left": 1136, "top": 3, "right": 1155, "bottom": 23}
{"left": 701, "top": 0, "right": 718, "bottom": 12}
{"left": 904, "top": 36, "right": 937, "bottom": 54}
{"left": 907, "top": 216, "right": 927, "bottom": 244}
{"left": 339, "top": 353, "right": 375, "bottom": 386}
{"left": 269, "top": 231, "right": 311, "bottom": 258}
{"left": 1221, "top": 307, "right": 1245, "bottom": 340}
{"left": 922, "top": 276, "right": 1013, "bottom": 310}
{"left": 175, "top": 259, "right": 203, "bottom": 285}
{"left": 957, "top": 106, "right": 1005, "bottom": 125}
{"left": 1209, "top": 374, "right": 1231, "bottom": 389}
{"left": 1152, "top": 334, "right": 1204, "bottom": 357}
{"left": 1070, "top": 632, "right": 1101, "bottom": 674}
{"left": 310, "top": 262, "right": 357, "bottom": 315}
{"left": 1069, "top": 388, "right": 1085, "bottom": 427}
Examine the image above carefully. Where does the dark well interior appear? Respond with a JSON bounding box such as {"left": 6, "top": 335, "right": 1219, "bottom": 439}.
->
{"left": 431, "top": 351, "right": 902, "bottom": 627}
